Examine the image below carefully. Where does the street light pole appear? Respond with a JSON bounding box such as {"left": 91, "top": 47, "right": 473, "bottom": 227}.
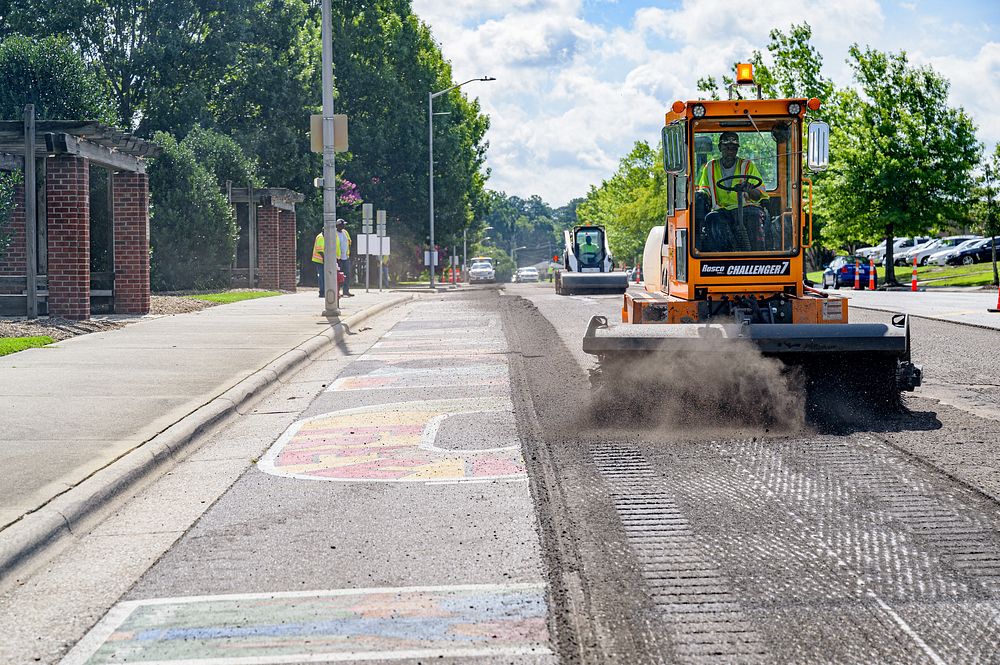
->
{"left": 429, "top": 76, "right": 495, "bottom": 289}
{"left": 320, "top": 0, "right": 339, "bottom": 316}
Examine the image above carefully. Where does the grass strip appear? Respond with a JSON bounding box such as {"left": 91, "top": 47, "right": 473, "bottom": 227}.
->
{"left": 0, "top": 335, "right": 55, "bottom": 357}
{"left": 185, "top": 290, "right": 281, "bottom": 304}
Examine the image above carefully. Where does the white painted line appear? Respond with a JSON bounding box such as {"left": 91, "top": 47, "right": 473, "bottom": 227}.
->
{"left": 61, "top": 583, "right": 550, "bottom": 665}
{"left": 109, "top": 581, "right": 548, "bottom": 606}
{"left": 869, "top": 593, "right": 947, "bottom": 665}
{"left": 60, "top": 602, "right": 138, "bottom": 665}
{"left": 108, "top": 646, "right": 552, "bottom": 665}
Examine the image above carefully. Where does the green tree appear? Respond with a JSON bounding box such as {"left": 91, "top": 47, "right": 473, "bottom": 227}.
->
{"left": 182, "top": 126, "right": 261, "bottom": 189}
{"left": 12, "top": 0, "right": 253, "bottom": 131}
{"left": 818, "top": 46, "right": 980, "bottom": 282}
{"left": 481, "top": 192, "right": 559, "bottom": 266}
{"left": 0, "top": 34, "right": 113, "bottom": 122}
{"left": 577, "top": 141, "right": 664, "bottom": 263}
{"left": 970, "top": 146, "right": 1000, "bottom": 286}
{"left": 148, "top": 132, "right": 238, "bottom": 291}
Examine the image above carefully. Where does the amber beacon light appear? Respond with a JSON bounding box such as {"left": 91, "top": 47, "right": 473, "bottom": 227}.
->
{"left": 735, "top": 63, "right": 754, "bottom": 84}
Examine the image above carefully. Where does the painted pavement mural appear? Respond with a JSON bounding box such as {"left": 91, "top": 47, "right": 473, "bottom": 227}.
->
{"left": 260, "top": 302, "right": 526, "bottom": 483}
{"left": 62, "top": 584, "right": 550, "bottom": 664}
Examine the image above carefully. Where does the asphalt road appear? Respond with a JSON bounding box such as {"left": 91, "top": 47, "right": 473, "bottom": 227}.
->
{"left": 5, "top": 283, "right": 1000, "bottom": 664}
{"left": 503, "top": 281, "right": 1000, "bottom": 663}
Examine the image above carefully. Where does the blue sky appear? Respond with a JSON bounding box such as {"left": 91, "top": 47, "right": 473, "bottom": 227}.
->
{"left": 412, "top": 0, "right": 1000, "bottom": 205}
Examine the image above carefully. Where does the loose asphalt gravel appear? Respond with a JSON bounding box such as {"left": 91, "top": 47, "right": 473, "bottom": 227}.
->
{"left": 503, "top": 283, "right": 1000, "bottom": 664}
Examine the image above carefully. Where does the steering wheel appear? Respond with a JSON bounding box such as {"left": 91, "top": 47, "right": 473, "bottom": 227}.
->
{"left": 715, "top": 173, "right": 763, "bottom": 192}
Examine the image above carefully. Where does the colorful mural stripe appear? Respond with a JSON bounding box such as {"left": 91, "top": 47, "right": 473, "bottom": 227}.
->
{"left": 61, "top": 583, "right": 551, "bottom": 665}
{"left": 258, "top": 398, "right": 526, "bottom": 483}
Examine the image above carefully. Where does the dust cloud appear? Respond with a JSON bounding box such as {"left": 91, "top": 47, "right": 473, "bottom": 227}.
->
{"left": 587, "top": 339, "right": 806, "bottom": 435}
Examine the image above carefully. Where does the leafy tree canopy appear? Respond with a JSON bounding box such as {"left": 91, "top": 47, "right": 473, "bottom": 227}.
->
{"left": 818, "top": 46, "right": 981, "bottom": 277}
{"left": 577, "top": 141, "right": 664, "bottom": 263}
{"left": 0, "top": 34, "right": 113, "bottom": 122}
{"left": 182, "top": 126, "right": 262, "bottom": 190}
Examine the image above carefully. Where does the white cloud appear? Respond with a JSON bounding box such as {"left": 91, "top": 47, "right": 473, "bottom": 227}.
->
{"left": 412, "top": 0, "right": 998, "bottom": 205}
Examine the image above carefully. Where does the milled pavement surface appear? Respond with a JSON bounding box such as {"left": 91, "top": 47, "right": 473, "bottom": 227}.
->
{"left": 0, "top": 289, "right": 415, "bottom": 577}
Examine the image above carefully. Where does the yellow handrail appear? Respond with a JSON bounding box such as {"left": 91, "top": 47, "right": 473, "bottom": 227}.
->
{"left": 803, "top": 178, "right": 814, "bottom": 248}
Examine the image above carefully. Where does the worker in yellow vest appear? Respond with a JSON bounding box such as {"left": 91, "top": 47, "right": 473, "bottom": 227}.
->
{"left": 312, "top": 226, "right": 342, "bottom": 297}
{"left": 695, "top": 131, "right": 766, "bottom": 252}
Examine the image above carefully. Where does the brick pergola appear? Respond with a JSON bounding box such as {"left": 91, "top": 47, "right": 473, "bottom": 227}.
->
{"left": 0, "top": 114, "right": 159, "bottom": 319}
{"left": 228, "top": 187, "right": 303, "bottom": 291}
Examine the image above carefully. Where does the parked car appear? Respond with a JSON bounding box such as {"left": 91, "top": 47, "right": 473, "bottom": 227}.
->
{"left": 873, "top": 237, "right": 930, "bottom": 265}
{"left": 468, "top": 261, "right": 496, "bottom": 284}
{"left": 904, "top": 235, "right": 981, "bottom": 266}
{"left": 514, "top": 267, "right": 540, "bottom": 283}
{"left": 896, "top": 239, "right": 939, "bottom": 266}
{"left": 855, "top": 241, "right": 885, "bottom": 260}
{"left": 821, "top": 256, "right": 878, "bottom": 290}
{"left": 943, "top": 237, "right": 999, "bottom": 266}
{"left": 929, "top": 238, "right": 986, "bottom": 266}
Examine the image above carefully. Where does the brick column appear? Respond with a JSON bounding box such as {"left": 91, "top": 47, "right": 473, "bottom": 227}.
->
{"left": 0, "top": 183, "right": 26, "bottom": 289}
{"left": 112, "top": 171, "right": 150, "bottom": 314}
{"left": 278, "top": 209, "right": 297, "bottom": 291}
{"left": 257, "top": 203, "right": 280, "bottom": 290}
{"left": 46, "top": 155, "right": 90, "bottom": 319}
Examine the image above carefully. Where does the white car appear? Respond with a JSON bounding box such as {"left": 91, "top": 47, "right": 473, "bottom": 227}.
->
{"left": 896, "top": 239, "right": 939, "bottom": 266}
{"left": 515, "top": 267, "right": 539, "bottom": 283}
{"left": 873, "top": 237, "right": 930, "bottom": 265}
{"left": 900, "top": 236, "right": 981, "bottom": 266}
{"left": 856, "top": 241, "right": 885, "bottom": 260}
{"left": 468, "top": 261, "right": 496, "bottom": 284}
{"left": 929, "top": 238, "right": 986, "bottom": 266}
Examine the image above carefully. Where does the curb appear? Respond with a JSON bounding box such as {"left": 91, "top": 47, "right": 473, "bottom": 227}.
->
{"left": 0, "top": 293, "right": 416, "bottom": 584}
{"left": 850, "top": 304, "right": 1000, "bottom": 333}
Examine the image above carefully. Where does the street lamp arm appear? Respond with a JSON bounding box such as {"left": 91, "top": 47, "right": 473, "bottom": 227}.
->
{"left": 431, "top": 76, "right": 496, "bottom": 99}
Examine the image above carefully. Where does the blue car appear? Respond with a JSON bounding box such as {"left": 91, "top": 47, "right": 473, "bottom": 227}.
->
{"left": 821, "top": 256, "right": 878, "bottom": 289}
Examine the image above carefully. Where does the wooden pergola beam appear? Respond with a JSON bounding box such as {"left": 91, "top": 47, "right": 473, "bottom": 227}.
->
{"left": 49, "top": 133, "right": 146, "bottom": 174}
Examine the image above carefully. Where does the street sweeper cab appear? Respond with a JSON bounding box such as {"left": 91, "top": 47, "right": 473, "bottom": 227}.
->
{"left": 582, "top": 64, "right": 922, "bottom": 408}
{"left": 555, "top": 225, "right": 630, "bottom": 295}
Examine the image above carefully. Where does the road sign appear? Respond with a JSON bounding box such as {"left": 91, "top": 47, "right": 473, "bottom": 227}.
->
{"left": 358, "top": 235, "right": 390, "bottom": 255}
{"left": 376, "top": 210, "right": 386, "bottom": 225}
{"left": 424, "top": 250, "right": 438, "bottom": 266}
{"left": 362, "top": 224, "right": 373, "bottom": 234}
{"left": 362, "top": 203, "right": 373, "bottom": 221}
{"left": 309, "top": 114, "right": 348, "bottom": 153}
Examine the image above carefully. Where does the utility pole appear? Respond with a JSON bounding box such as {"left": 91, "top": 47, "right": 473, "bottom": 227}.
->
{"left": 986, "top": 164, "right": 999, "bottom": 287}
{"left": 320, "top": 0, "right": 339, "bottom": 316}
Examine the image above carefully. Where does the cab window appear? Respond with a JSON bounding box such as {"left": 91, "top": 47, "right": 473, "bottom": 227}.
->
{"left": 690, "top": 118, "right": 800, "bottom": 258}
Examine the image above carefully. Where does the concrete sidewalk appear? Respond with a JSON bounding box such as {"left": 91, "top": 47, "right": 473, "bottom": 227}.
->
{"left": 841, "top": 289, "right": 1000, "bottom": 330}
{"left": 0, "top": 289, "right": 415, "bottom": 574}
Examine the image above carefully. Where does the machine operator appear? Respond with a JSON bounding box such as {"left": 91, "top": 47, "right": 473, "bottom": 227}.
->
{"left": 579, "top": 234, "right": 600, "bottom": 265}
{"left": 696, "top": 131, "right": 766, "bottom": 252}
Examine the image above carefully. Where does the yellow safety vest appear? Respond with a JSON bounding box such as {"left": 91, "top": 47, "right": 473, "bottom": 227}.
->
{"left": 312, "top": 231, "right": 341, "bottom": 263}
{"left": 696, "top": 158, "right": 763, "bottom": 210}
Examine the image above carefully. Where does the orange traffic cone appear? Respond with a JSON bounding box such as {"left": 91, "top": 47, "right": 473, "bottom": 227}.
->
{"left": 869, "top": 258, "right": 876, "bottom": 290}
{"left": 911, "top": 256, "right": 918, "bottom": 292}
{"left": 854, "top": 260, "right": 860, "bottom": 289}
{"left": 635, "top": 265, "right": 641, "bottom": 283}
{"left": 989, "top": 287, "right": 1000, "bottom": 313}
